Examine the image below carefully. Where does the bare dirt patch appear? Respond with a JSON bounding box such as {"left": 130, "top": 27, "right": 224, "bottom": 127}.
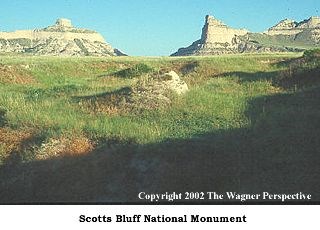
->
{"left": 36, "top": 136, "right": 95, "bottom": 160}
{"left": 0, "top": 64, "right": 36, "bottom": 84}
{"left": 0, "top": 127, "right": 36, "bottom": 163}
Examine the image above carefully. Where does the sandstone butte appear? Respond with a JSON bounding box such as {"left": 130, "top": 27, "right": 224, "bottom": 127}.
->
{"left": 171, "top": 15, "right": 320, "bottom": 56}
{"left": 0, "top": 18, "right": 125, "bottom": 56}
{"left": 1, "top": 16, "right": 319, "bottom": 57}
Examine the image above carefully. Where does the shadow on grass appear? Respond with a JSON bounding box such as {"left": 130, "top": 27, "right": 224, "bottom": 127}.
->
{"left": 0, "top": 84, "right": 320, "bottom": 203}
{"left": 243, "top": 87, "right": 320, "bottom": 197}
{"left": 218, "top": 70, "right": 280, "bottom": 83}
{"left": 179, "top": 61, "right": 199, "bottom": 75}
{"left": 105, "top": 63, "right": 154, "bottom": 79}
{"left": 1, "top": 54, "right": 320, "bottom": 203}
{"left": 218, "top": 65, "right": 320, "bottom": 91}
{"left": 71, "top": 87, "right": 132, "bottom": 114}
{"left": 275, "top": 66, "right": 320, "bottom": 89}
{"left": 0, "top": 128, "right": 248, "bottom": 203}
{"left": 72, "top": 87, "right": 132, "bottom": 102}
{"left": 217, "top": 54, "right": 320, "bottom": 91}
{"left": 0, "top": 108, "right": 7, "bottom": 127}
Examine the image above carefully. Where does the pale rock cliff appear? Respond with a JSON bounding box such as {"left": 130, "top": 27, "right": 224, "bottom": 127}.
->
{"left": 266, "top": 16, "right": 320, "bottom": 41}
{"left": 200, "top": 15, "right": 248, "bottom": 44}
{"left": 297, "top": 16, "right": 320, "bottom": 29}
{"left": 172, "top": 15, "right": 319, "bottom": 56}
{"left": 55, "top": 18, "right": 73, "bottom": 28}
{"left": 265, "top": 19, "right": 302, "bottom": 35}
{"left": 171, "top": 15, "right": 250, "bottom": 56}
{"left": 0, "top": 18, "right": 125, "bottom": 56}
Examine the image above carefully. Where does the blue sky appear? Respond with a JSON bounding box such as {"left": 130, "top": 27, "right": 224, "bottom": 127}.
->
{"left": 0, "top": 0, "right": 319, "bottom": 56}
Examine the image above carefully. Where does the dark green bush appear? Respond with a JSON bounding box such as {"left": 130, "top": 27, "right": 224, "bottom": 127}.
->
{"left": 303, "top": 49, "right": 320, "bottom": 60}
{"left": 0, "top": 107, "right": 7, "bottom": 127}
{"left": 274, "top": 49, "right": 320, "bottom": 89}
{"left": 26, "top": 84, "right": 84, "bottom": 100}
{"left": 115, "top": 63, "right": 154, "bottom": 78}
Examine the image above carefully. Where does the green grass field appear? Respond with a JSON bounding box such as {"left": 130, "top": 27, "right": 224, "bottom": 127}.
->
{"left": 0, "top": 51, "right": 319, "bottom": 203}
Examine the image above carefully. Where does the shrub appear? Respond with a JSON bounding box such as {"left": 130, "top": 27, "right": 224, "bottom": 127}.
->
{"left": 274, "top": 49, "right": 320, "bottom": 89}
{"left": 0, "top": 108, "right": 7, "bottom": 127}
{"left": 115, "top": 63, "right": 154, "bottom": 78}
{"left": 303, "top": 49, "right": 320, "bottom": 61}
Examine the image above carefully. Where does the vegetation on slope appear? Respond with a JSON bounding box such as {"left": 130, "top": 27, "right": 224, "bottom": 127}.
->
{"left": 0, "top": 51, "right": 319, "bottom": 202}
{"left": 247, "top": 33, "right": 320, "bottom": 50}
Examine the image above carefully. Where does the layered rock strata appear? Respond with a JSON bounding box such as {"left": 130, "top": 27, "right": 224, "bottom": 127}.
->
{"left": 0, "top": 18, "right": 125, "bottom": 56}
{"left": 172, "top": 15, "right": 319, "bottom": 56}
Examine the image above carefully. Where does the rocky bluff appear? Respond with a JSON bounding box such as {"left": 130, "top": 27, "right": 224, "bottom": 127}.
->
{"left": 265, "top": 16, "right": 320, "bottom": 44}
{"left": 171, "top": 15, "right": 320, "bottom": 56}
{"left": 266, "top": 16, "right": 320, "bottom": 36}
{"left": 0, "top": 18, "right": 125, "bottom": 56}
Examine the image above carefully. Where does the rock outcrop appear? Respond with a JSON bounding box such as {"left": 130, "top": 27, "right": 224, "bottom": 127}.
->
{"left": 200, "top": 15, "right": 248, "bottom": 44}
{"left": 171, "top": 15, "right": 320, "bottom": 56}
{"left": 82, "top": 71, "right": 188, "bottom": 114}
{"left": 266, "top": 19, "right": 300, "bottom": 35}
{"left": 265, "top": 17, "right": 320, "bottom": 44}
{"left": 156, "top": 71, "right": 189, "bottom": 95}
{"left": 0, "top": 18, "right": 125, "bottom": 56}
{"left": 266, "top": 17, "right": 320, "bottom": 34}
{"left": 126, "top": 70, "right": 188, "bottom": 110}
{"left": 171, "top": 15, "right": 250, "bottom": 56}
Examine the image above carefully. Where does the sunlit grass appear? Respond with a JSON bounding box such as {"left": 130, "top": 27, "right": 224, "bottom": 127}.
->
{"left": 0, "top": 53, "right": 299, "bottom": 144}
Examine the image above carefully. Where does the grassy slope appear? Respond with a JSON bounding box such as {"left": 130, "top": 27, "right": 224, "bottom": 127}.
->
{"left": 0, "top": 53, "right": 296, "bottom": 143}
{"left": 247, "top": 33, "right": 320, "bottom": 50}
{"left": 1, "top": 52, "right": 319, "bottom": 202}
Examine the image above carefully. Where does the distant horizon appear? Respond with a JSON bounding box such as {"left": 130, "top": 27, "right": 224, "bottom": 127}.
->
{"left": 0, "top": 0, "right": 319, "bottom": 56}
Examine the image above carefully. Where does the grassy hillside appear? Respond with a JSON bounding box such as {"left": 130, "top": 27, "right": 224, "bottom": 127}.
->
{"left": 247, "top": 33, "right": 320, "bottom": 50}
{"left": 0, "top": 51, "right": 319, "bottom": 203}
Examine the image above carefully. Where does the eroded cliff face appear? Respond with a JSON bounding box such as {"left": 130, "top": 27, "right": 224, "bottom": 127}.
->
{"left": 171, "top": 15, "right": 250, "bottom": 56}
{"left": 266, "top": 17, "right": 320, "bottom": 37}
{"left": 200, "top": 15, "right": 248, "bottom": 44}
{"left": 171, "top": 15, "right": 320, "bottom": 56}
{"left": 0, "top": 18, "right": 125, "bottom": 56}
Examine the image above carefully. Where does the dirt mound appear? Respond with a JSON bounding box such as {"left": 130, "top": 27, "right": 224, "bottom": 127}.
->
{"left": 0, "top": 18, "right": 125, "bottom": 56}
{"left": 36, "top": 136, "right": 95, "bottom": 160}
{"left": 275, "top": 50, "right": 320, "bottom": 89}
{"left": 81, "top": 71, "right": 188, "bottom": 114}
{"left": 0, "top": 127, "right": 36, "bottom": 164}
{"left": 0, "top": 64, "right": 35, "bottom": 84}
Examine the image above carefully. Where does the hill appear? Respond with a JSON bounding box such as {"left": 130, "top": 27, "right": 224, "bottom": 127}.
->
{"left": 0, "top": 18, "right": 125, "bottom": 56}
{"left": 0, "top": 52, "right": 320, "bottom": 202}
{"left": 171, "top": 15, "right": 320, "bottom": 56}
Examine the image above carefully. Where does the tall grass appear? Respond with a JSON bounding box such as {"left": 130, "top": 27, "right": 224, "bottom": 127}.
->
{"left": 0, "top": 54, "right": 298, "bottom": 144}
{"left": 2, "top": 52, "right": 320, "bottom": 202}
